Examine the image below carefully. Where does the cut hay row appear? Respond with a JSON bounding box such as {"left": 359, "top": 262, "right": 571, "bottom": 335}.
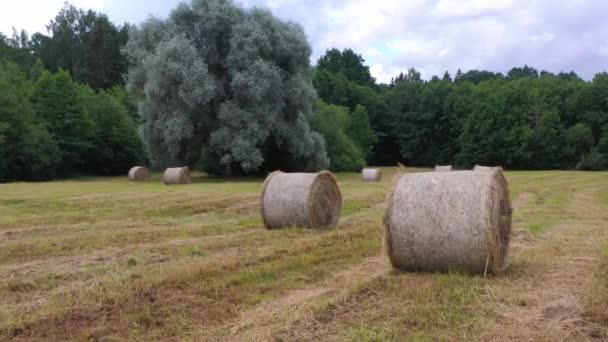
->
{"left": 163, "top": 167, "right": 191, "bottom": 185}
{"left": 434, "top": 165, "right": 453, "bottom": 172}
{"left": 128, "top": 166, "right": 150, "bottom": 182}
{"left": 384, "top": 169, "right": 512, "bottom": 274}
{"left": 260, "top": 171, "right": 342, "bottom": 229}
{"left": 361, "top": 168, "right": 382, "bottom": 182}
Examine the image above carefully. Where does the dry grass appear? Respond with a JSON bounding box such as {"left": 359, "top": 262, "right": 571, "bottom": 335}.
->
{"left": 0, "top": 169, "right": 607, "bottom": 341}
{"left": 586, "top": 241, "right": 608, "bottom": 327}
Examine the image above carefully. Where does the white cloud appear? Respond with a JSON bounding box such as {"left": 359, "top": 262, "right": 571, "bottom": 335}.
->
{"left": 365, "top": 48, "right": 383, "bottom": 57}
{"left": 370, "top": 63, "right": 400, "bottom": 84}
{"left": 432, "top": 0, "right": 514, "bottom": 18}
{"left": 387, "top": 39, "right": 427, "bottom": 55}
{"left": 254, "top": 0, "right": 608, "bottom": 81}
{"left": 2, "top": 0, "right": 607, "bottom": 81}
{"left": 0, "top": 0, "right": 105, "bottom": 36}
{"left": 530, "top": 32, "right": 555, "bottom": 43}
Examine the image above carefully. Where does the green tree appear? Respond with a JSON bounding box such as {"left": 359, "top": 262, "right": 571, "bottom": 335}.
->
{"left": 0, "top": 62, "right": 60, "bottom": 181}
{"left": 316, "top": 48, "right": 375, "bottom": 87}
{"left": 30, "top": 70, "right": 94, "bottom": 174}
{"left": 30, "top": 3, "right": 129, "bottom": 89}
{"left": 80, "top": 86, "right": 145, "bottom": 174}
{"left": 124, "top": 0, "right": 328, "bottom": 175}
{"left": 311, "top": 101, "right": 365, "bottom": 171}
{"left": 347, "top": 105, "right": 377, "bottom": 159}
{"left": 521, "top": 110, "right": 567, "bottom": 169}
{"left": 507, "top": 65, "right": 539, "bottom": 79}
{"left": 442, "top": 71, "right": 452, "bottom": 82}
{"left": 388, "top": 80, "right": 457, "bottom": 165}
{"left": 313, "top": 69, "right": 349, "bottom": 106}
{"left": 458, "top": 70, "right": 502, "bottom": 84}
{"left": 565, "top": 123, "right": 594, "bottom": 162}
{"left": 107, "top": 85, "right": 138, "bottom": 122}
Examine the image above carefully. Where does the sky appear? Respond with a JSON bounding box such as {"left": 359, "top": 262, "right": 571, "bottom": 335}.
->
{"left": 1, "top": 0, "right": 608, "bottom": 83}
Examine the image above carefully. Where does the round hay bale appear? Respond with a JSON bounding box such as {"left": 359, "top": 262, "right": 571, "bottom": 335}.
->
{"left": 163, "top": 167, "right": 191, "bottom": 185}
{"left": 362, "top": 168, "right": 382, "bottom": 182}
{"left": 434, "top": 165, "right": 453, "bottom": 172}
{"left": 128, "top": 166, "right": 150, "bottom": 182}
{"left": 474, "top": 164, "right": 501, "bottom": 171}
{"left": 384, "top": 169, "right": 512, "bottom": 274}
{"left": 260, "top": 171, "right": 342, "bottom": 229}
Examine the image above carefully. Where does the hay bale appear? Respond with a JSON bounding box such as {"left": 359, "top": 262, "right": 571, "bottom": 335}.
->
{"left": 434, "top": 165, "right": 453, "bottom": 172}
{"left": 128, "top": 166, "right": 150, "bottom": 182}
{"left": 384, "top": 169, "right": 512, "bottom": 274}
{"left": 260, "top": 171, "right": 342, "bottom": 229}
{"left": 474, "top": 164, "right": 501, "bottom": 171}
{"left": 163, "top": 167, "right": 191, "bottom": 185}
{"left": 362, "top": 168, "right": 382, "bottom": 182}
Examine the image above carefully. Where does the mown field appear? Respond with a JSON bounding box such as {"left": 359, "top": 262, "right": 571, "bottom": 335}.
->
{"left": 1, "top": 168, "right": 607, "bottom": 341}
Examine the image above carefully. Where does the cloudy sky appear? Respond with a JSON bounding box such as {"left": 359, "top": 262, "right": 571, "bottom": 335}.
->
{"left": 2, "top": 0, "right": 607, "bottom": 83}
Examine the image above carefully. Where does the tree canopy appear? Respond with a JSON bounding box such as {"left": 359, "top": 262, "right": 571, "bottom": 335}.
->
{"left": 124, "top": 0, "right": 328, "bottom": 175}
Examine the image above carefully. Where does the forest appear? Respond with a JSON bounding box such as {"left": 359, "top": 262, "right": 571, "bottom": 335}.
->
{"left": 1, "top": 0, "right": 607, "bottom": 182}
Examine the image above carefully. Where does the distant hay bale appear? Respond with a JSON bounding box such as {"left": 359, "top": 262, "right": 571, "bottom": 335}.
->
{"left": 474, "top": 164, "right": 501, "bottom": 171}
{"left": 384, "top": 169, "right": 512, "bottom": 274}
{"left": 434, "top": 165, "right": 453, "bottom": 172}
{"left": 128, "top": 166, "right": 150, "bottom": 182}
{"left": 362, "top": 168, "right": 382, "bottom": 182}
{"left": 260, "top": 171, "right": 342, "bottom": 229}
{"left": 163, "top": 167, "right": 191, "bottom": 185}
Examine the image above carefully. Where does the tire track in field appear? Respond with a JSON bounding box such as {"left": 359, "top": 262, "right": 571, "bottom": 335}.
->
{"left": 225, "top": 255, "right": 391, "bottom": 341}
{"left": 479, "top": 189, "right": 608, "bottom": 341}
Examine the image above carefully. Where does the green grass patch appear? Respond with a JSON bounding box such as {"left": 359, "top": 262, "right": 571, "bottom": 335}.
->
{"left": 312, "top": 271, "right": 488, "bottom": 341}
{"left": 526, "top": 217, "right": 559, "bottom": 234}
{"left": 341, "top": 200, "right": 369, "bottom": 216}
{"left": 344, "top": 324, "right": 390, "bottom": 342}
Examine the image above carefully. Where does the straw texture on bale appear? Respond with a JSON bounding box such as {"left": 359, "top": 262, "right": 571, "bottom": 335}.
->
{"left": 384, "top": 169, "right": 512, "bottom": 274}
{"left": 434, "top": 165, "right": 453, "bottom": 172}
{"left": 163, "top": 167, "right": 191, "bottom": 185}
{"left": 260, "top": 171, "right": 342, "bottom": 229}
{"left": 128, "top": 166, "right": 150, "bottom": 181}
{"left": 474, "top": 164, "right": 501, "bottom": 171}
{"left": 362, "top": 168, "right": 382, "bottom": 182}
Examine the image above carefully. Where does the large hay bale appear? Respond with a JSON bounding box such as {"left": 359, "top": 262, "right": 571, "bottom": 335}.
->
{"left": 362, "top": 168, "right": 382, "bottom": 182}
{"left": 384, "top": 169, "right": 512, "bottom": 274}
{"left": 260, "top": 171, "right": 342, "bottom": 229}
{"left": 434, "top": 165, "right": 453, "bottom": 172}
{"left": 163, "top": 167, "right": 191, "bottom": 185}
{"left": 128, "top": 166, "right": 150, "bottom": 181}
{"left": 474, "top": 164, "right": 501, "bottom": 171}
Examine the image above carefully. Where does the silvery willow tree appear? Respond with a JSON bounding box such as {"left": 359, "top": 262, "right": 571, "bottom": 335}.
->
{"left": 124, "top": 0, "right": 328, "bottom": 175}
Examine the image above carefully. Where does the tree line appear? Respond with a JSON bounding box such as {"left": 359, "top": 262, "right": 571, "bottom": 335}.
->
{"left": 315, "top": 50, "right": 608, "bottom": 170}
{"left": 0, "top": 4, "right": 142, "bottom": 182}
{"left": 1, "top": 0, "right": 607, "bottom": 182}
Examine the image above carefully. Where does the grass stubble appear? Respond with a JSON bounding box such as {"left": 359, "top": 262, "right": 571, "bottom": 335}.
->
{"left": 0, "top": 169, "right": 607, "bottom": 340}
